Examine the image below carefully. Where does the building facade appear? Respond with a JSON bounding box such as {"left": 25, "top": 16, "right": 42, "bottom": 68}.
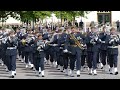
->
{"left": 76, "top": 11, "right": 120, "bottom": 26}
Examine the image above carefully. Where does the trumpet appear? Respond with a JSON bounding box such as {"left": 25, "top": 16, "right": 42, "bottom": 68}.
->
{"left": 69, "top": 33, "right": 84, "bottom": 50}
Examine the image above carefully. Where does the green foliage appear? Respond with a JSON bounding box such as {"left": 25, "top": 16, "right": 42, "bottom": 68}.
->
{"left": 0, "top": 11, "right": 91, "bottom": 25}
{"left": 0, "top": 11, "right": 9, "bottom": 22}
{"left": 33, "top": 11, "right": 52, "bottom": 20}
{"left": 54, "top": 11, "right": 91, "bottom": 20}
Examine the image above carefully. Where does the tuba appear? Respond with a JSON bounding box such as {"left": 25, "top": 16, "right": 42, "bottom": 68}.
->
{"left": 69, "top": 33, "right": 84, "bottom": 50}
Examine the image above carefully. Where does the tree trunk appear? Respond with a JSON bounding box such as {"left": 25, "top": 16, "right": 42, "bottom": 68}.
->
{"left": 60, "top": 13, "right": 63, "bottom": 26}
{"left": 26, "top": 20, "right": 28, "bottom": 29}
{"left": 32, "top": 19, "right": 34, "bottom": 31}
{"left": 2, "top": 18, "right": 3, "bottom": 27}
{"left": 73, "top": 16, "right": 75, "bottom": 26}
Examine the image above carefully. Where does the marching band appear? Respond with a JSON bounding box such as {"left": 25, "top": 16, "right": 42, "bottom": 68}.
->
{"left": 0, "top": 24, "right": 119, "bottom": 78}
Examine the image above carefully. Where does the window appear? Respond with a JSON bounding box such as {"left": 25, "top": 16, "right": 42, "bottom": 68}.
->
{"left": 97, "top": 11, "right": 111, "bottom": 24}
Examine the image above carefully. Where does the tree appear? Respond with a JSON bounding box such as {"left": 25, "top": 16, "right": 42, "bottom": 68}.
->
{"left": 53, "top": 11, "right": 68, "bottom": 25}
{"left": 0, "top": 11, "right": 9, "bottom": 26}
{"left": 33, "top": 11, "right": 52, "bottom": 23}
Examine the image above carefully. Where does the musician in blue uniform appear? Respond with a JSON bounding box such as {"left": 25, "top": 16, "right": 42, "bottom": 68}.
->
{"left": 105, "top": 27, "right": 120, "bottom": 75}
{"left": 24, "top": 30, "right": 35, "bottom": 69}
{"left": 42, "top": 29, "right": 51, "bottom": 65}
{"left": 34, "top": 33, "right": 45, "bottom": 77}
{"left": 61, "top": 27, "right": 70, "bottom": 75}
{"left": 16, "top": 29, "right": 23, "bottom": 62}
{"left": 6, "top": 30, "right": 18, "bottom": 78}
{"left": 57, "top": 29, "right": 65, "bottom": 72}
{"left": 85, "top": 27, "right": 101, "bottom": 75}
{"left": 48, "top": 30, "right": 61, "bottom": 70}
{"left": 1, "top": 33, "right": 8, "bottom": 71}
{"left": 99, "top": 26, "right": 108, "bottom": 71}
{"left": 67, "top": 26, "right": 84, "bottom": 77}
{"left": 81, "top": 31, "right": 87, "bottom": 71}
{"left": 20, "top": 34, "right": 26, "bottom": 63}
{"left": 0, "top": 32, "right": 3, "bottom": 65}
{"left": 44, "top": 31, "right": 56, "bottom": 67}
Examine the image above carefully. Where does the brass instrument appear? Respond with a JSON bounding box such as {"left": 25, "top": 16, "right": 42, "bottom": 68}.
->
{"left": 21, "top": 39, "right": 26, "bottom": 45}
{"left": 90, "top": 33, "right": 99, "bottom": 45}
{"left": 37, "top": 40, "right": 45, "bottom": 51}
{"left": 69, "top": 33, "right": 84, "bottom": 50}
{"left": 110, "top": 34, "right": 119, "bottom": 43}
{"left": 110, "top": 34, "right": 119, "bottom": 40}
{"left": 109, "top": 34, "right": 120, "bottom": 46}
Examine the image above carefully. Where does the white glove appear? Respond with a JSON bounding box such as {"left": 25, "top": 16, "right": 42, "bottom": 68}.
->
{"left": 99, "top": 39, "right": 101, "bottom": 42}
{"left": 101, "top": 41, "right": 105, "bottom": 43}
{"left": 92, "top": 42, "right": 96, "bottom": 45}
{"left": 90, "top": 39, "right": 94, "bottom": 44}
{"left": 63, "top": 49, "right": 68, "bottom": 53}
{"left": 31, "top": 37, "right": 35, "bottom": 40}
{"left": 109, "top": 39, "right": 114, "bottom": 44}
{"left": 45, "top": 40, "right": 49, "bottom": 44}
{"left": 40, "top": 45, "right": 44, "bottom": 48}
{"left": 37, "top": 47, "right": 41, "bottom": 50}
{"left": 115, "top": 38, "right": 119, "bottom": 42}
{"left": 95, "top": 37, "right": 98, "bottom": 41}
{"left": 81, "top": 44, "right": 84, "bottom": 47}
{"left": 53, "top": 44, "right": 58, "bottom": 46}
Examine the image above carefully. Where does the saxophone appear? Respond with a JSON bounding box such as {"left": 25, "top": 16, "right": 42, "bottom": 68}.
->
{"left": 69, "top": 33, "right": 84, "bottom": 50}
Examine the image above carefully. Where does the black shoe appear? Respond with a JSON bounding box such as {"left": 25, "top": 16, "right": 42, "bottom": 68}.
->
{"left": 70, "top": 75, "right": 74, "bottom": 77}
{"left": 39, "top": 72, "right": 41, "bottom": 74}
{"left": 115, "top": 72, "right": 118, "bottom": 75}
{"left": 42, "top": 75, "right": 44, "bottom": 77}
{"left": 30, "top": 67, "right": 33, "bottom": 70}
{"left": 6, "top": 70, "right": 9, "bottom": 72}
{"left": 77, "top": 75, "right": 80, "bottom": 77}
{"left": 14, "top": 73, "right": 16, "bottom": 75}
{"left": 101, "top": 67, "right": 103, "bottom": 69}
{"left": 65, "top": 74, "right": 68, "bottom": 76}
{"left": 88, "top": 73, "right": 92, "bottom": 75}
{"left": 110, "top": 73, "right": 113, "bottom": 74}
{"left": 93, "top": 74, "right": 97, "bottom": 75}
{"left": 37, "top": 74, "right": 40, "bottom": 77}
{"left": 61, "top": 70, "right": 63, "bottom": 72}
{"left": 10, "top": 75, "right": 14, "bottom": 78}
{"left": 56, "top": 65, "right": 58, "bottom": 68}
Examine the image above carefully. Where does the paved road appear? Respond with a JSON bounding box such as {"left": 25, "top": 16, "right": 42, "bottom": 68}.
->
{"left": 0, "top": 47, "right": 120, "bottom": 79}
